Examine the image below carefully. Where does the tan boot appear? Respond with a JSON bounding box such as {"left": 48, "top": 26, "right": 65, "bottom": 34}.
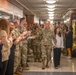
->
{"left": 42, "top": 59, "right": 45, "bottom": 70}
{"left": 18, "top": 67, "right": 23, "bottom": 72}
{"left": 38, "top": 58, "right": 41, "bottom": 62}
{"left": 46, "top": 60, "right": 50, "bottom": 68}
{"left": 14, "top": 70, "right": 22, "bottom": 75}
{"left": 23, "top": 66, "right": 29, "bottom": 71}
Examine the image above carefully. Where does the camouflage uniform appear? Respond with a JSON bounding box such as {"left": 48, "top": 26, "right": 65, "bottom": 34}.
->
{"left": 27, "top": 38, "right": 33, "bottom": 61}
{"left": 31, "top": 28, "right": 37, "bottom": 61}
{"left": 32, "top": 28, "right": 43, "bottom": 62}
{"left": 41, "top": 28, "right": 56, "bottom": 69}
{"left": 11, "top": 28, "right": 21, "bottom": 73}
{"left": 17, "top": 25, "right": 28, "bottom": 68}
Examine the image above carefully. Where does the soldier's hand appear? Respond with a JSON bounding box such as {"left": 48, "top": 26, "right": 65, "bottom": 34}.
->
{"left": 28, "top": 31, "right": 31, "bottom": 35}
{"left": 32, "top": 36, "right": 36, "bottom": 39}
{"left": 8, "top": 32, "right": 13, "bottom": 39}
{"left": 20, "top": 34, "right": 24, "bottom": 37}
{"left": 13, "top": 36, "right": 23, "bottom": 45}
{"left": 25, "top": 31, "right": 31, "bottom": 36}
{"left": 17, "top": 36, "right": 22, "bottom": 41}
{"left": 53, "top": 45, "right": 56, "bottom": 48}
{"left": 22, "top": 36, "right": 26, "bottom": 39}
{"left": 22, "top": 31, "right": 28, "bottom": 36}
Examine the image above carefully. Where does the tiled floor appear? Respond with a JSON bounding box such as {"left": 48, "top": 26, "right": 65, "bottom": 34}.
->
{"left": 24, "top": 56, "right": 76, "bottom": 72}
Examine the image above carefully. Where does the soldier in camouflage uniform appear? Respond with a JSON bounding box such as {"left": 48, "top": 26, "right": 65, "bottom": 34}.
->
{"left": 12, "top": 28, "right": 20, "bottom": 73}
{"left": 11, "top": 22, "right": 23, "bottom": 74}
{"left": 27, "top": 38, "right": 33, "bottom": 61}
{"left": 17, "top": 18, "right": 30, "bottom": 70}
{"left": 41, "top": 21, "right": 57, "bottom": 69}
{"left": 31, "top": 24, "right": 37, "bottom": 61}
{"left": 32, "top": 24, "right": 43, "bottom": 62}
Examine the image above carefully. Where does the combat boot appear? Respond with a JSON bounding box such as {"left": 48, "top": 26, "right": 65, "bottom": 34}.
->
{"left": 38, "top": 58, "right": 41, "bottom": 62}
{"left": 23, "top": 63, "right": 29, "bottom": 71}
{"left": 34, "top": 58, "right": 37, "bottom": 62}
{"left": 18, "top": 67, "right": 23, "bottom": 72}
{"left": 14, "top": 70, "right": 22, "bottom": 75}
{"left": 42, "top": 60, "right": 45, "bottom": 70}
{"left": 46, "top": 60, "right": 50, "bottom": 68}
{"left": 22, "top": 67, "right": 29, "bottom": 71}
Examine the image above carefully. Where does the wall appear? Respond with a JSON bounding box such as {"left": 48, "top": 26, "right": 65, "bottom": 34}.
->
{"left": 34, "top": 16, "right": 39, "bottom": 23}
{"left": 26, "top": 15, "right": 34, "bottom": 25}
{"left": 0, "top": 0, "right": 23, "bottom": 17}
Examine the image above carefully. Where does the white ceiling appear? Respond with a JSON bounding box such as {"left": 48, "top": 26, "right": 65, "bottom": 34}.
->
{"left": 9, "top": 0, "right": 76, "bottom": 21}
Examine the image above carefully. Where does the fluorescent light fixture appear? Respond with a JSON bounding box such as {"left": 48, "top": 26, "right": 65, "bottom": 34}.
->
{"left": 64, "top": 20, "right": 67, "bottom": 23}
{"left": 48, "top": 14, "right": 54, "bottom": 16}
{"left": 48, "top": 12, "right": 54, "bottom": 14}
{"left": 67, "top": 18, "right": 70, "bottom": 22}
{"left": 47, "top": 5, "right": 55, "bottom": 8}
{"left": 49, "top": 16, "right": 54, "bottom": 19}
{"left": 46, "top": 0, "right": 56, "bottom": 4}
{"left": 47, "top": 8, "right": 55, "bottom": 11}
{"left": 50, "top": 21, "right": 53, "bottom": 24}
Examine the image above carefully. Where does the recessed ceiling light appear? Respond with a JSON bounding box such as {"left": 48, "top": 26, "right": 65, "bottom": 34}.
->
{"left": 46, "top": 0, "right": 56, "bottom": 4}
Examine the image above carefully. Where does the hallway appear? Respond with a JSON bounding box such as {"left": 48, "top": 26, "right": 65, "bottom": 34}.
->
{"left": 23, "top": 57, "right": 76, "bottom": 72}
{"left": 0, "top": 0, "right": 76, "bottom": 75}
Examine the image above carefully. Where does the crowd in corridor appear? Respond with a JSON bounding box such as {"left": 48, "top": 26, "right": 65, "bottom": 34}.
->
{"left": 0, "top": 17, "right": 73, "bottom": 75}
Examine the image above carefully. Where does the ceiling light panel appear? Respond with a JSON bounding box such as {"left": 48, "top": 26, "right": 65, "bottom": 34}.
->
{"left": 46, "top": 0, "right": 56, "bottom": 4}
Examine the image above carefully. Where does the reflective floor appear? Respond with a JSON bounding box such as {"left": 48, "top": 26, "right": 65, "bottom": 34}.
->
{"left": 23, "top": 72, "right": 76, "bottom": 75}
{"left": 24, "top": 56, "right": 76, "bottom": 72}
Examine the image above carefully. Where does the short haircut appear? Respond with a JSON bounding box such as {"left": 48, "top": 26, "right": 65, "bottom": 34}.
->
{"left": 20, "top": 17, "right": 25, "bottom": 23}
{"left": 58, "top": 22, "right": 60, "bottom": 25}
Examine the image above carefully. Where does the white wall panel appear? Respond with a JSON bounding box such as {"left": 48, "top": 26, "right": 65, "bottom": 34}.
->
{"left": 0, "top": 0, "right": 23, "bottom": 17}
{"left": 34, "top": 16, "right": 39, "bottom": 23}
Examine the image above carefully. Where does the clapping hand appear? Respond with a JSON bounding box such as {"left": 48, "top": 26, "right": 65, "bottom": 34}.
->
{"left": 8, "top": 32, "right": 13, "bottom": 39}
{"left": 32, "top": 36, "right": 36, "bottom": 39}
{"left": 22, "top": 31, "right": 28, "bottom": 36}
{"left": 27, "top": 35, "right": 36, "bottom": 40}
{"left": 28, "top": 31, "right": 31, "bottom": 35}
{"left": 23, "top": 31, "right": 31, "bottom": 36}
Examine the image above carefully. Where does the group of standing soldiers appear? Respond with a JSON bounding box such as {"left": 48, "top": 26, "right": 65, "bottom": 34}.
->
{"left": 11, "top": 18, "right": 30, "bottom": 75}
{"left": 10, "top": 17, "right": 57, "bottom": 75}
{"left": 27, "top": 21, "right": 56, "bottom": 70}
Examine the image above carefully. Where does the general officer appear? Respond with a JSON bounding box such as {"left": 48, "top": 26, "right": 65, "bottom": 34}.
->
{"left": 41, "top": 21, "right": 56, "bottom": 69}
